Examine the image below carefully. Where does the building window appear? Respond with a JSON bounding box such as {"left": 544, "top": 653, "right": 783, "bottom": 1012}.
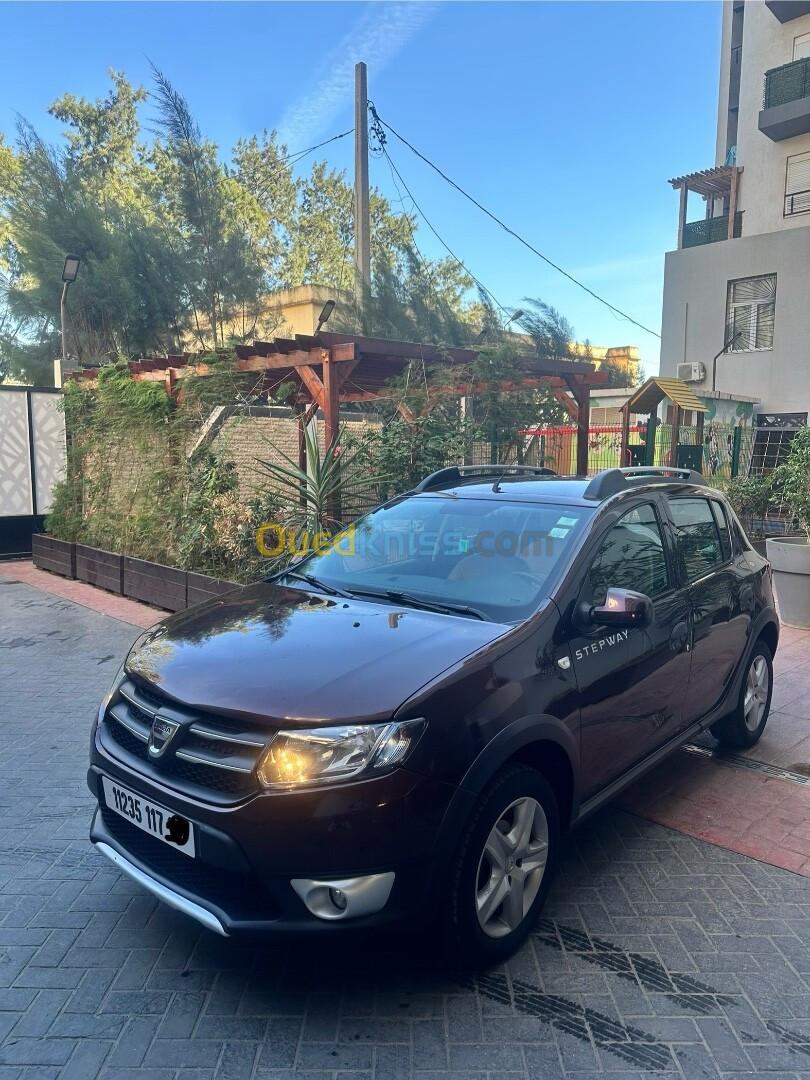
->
{"left": 794, "top": 31, "right": 810, "bottom": 61}
{"left": 785, "top": 151, "right": 810, "bottom": 217}
{"left": 726, "top": 275, "right": 776, "bottom": 351}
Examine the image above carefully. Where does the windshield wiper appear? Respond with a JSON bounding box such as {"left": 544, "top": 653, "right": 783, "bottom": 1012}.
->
{"left": 346, "top": 587, "right": 490, "bottom": 622}
{"left": 280, "top": 571, "right": 350, "bottom": 598}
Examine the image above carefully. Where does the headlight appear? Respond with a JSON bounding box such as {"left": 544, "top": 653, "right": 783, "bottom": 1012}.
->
{"left": 257, "top": 719, "right": 426, "bottom": 790}
{"left": 101, "top": 661, "right": 127, "bottom": 711}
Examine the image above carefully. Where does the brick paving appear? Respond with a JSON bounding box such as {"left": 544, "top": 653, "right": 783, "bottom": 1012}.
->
{"left": 1, "top": 569, "right": 810, "bottom": 1077}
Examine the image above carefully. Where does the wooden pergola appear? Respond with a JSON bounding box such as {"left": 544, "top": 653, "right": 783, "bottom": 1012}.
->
{"left": 669, "top": 165, "right": 743, "bottom": 248}
{"left": 64, "top": 331, "right": 606, "bottom": 475}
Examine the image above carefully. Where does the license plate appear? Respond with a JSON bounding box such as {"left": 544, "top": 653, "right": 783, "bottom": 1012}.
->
{"left": 102, "top": 777, "right": 195, "bottom": 858}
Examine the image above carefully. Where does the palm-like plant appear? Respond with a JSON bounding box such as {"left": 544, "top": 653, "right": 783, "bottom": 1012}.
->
{"left": 256, "top": 423, "right": 384, "bottom": 535}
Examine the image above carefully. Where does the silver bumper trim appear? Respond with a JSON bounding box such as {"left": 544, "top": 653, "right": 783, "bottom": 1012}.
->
{"left": 291, "top": 872, "right": 395, "bottom": 920}
{"left": 94, "top": 841, "right": 228, "bottom": 936}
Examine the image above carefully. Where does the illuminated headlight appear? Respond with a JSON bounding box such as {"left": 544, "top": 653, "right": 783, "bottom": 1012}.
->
{"left": 257, "top": 719, "right": 426, "bottom": 790}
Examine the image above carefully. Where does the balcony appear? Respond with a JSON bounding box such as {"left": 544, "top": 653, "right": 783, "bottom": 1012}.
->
{"left": 669, "top": 166, "right": 743, "bottom": 250}
{"left": 759, "top": 57, "right": 810, "bottom": 140}
{"left": 764, "top": 1, "right": 810, "bottom": 21}
{"left": 682, "top": 212, "right": 743, "bottom": 248}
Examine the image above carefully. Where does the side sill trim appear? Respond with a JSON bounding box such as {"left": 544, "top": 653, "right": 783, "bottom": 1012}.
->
{"left": 93, "top": 841, "right": 229, "bottom": 937}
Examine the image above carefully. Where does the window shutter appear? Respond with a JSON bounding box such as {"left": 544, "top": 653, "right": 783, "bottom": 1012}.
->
{"left": 786, "top": 152, "right": 810, "bottom": 215}
{"left": 730, "top": 276, "right": 776, "bottom": 303}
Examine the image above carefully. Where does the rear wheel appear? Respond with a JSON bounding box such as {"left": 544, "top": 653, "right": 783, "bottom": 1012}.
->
{"left": 446, "top": 765, "right": 559, "bottom": 968}
{"left": 710, "top": 640, "right": 773, "bottom": 747}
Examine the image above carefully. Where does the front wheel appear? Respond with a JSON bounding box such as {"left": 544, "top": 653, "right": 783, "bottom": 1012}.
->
{"left": 710, "top": 640, "right": 773, "bottom": 748}
{"left": 446, "top": 765, "right": 559, "bottom": 968}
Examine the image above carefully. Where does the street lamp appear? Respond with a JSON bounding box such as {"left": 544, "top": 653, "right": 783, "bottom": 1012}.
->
{"left": 315, "top": 299, "right": 336, "bottom": 335}
{"left": 711, "top": 330, "right": 743, "bottom": 392}
{"left": 60, "top": 255, "right": 81, "bottom": 377}
{"left": 473, "top": 308, "right": 526, "bottom": 347}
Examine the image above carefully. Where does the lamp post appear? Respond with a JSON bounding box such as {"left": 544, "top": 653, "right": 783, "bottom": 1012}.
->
{"left": 315, "top": 299, "right": 336, "bottom": 335}
{"left": 473, "top": 308, "right": 526, "bottom": 347}
{"left": 59, "top": 255, "right": 81, "bottom": 380}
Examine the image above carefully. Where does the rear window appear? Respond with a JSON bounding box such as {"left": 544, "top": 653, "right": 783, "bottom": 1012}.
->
{"left": 668, "top": 498, "right": 724, "bottom": 581}
{"left": 709, "top": 500, "right": 732, "bottom": 562}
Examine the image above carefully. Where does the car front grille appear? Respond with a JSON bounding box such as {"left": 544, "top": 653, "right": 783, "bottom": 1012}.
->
{"left": 99, "top": 807, "right": 278, "bottom": 919}
{"left": 100, "top": 677, "right": 269, "bottom": 803}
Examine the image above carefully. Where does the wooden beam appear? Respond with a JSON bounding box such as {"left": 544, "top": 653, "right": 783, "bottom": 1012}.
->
{"left": 574, "top": 379, "right": 590, "bottom": 477}
{"left": 322, "top": 353, "right": 340, "bottom": 450}
{"left": 620, "top": 404, "right": 631, "bottom": 466}
{"left": 670, "top": 402, "right": 681, "bottom": 466}
{"left": 297, "top": 366, "right": 325, "bottom": 408}
{"left": 677, "top": 183, "right": 688, "bottom": 250}
{"left": 727, "top": 166, "right": 740, "bottom": 240}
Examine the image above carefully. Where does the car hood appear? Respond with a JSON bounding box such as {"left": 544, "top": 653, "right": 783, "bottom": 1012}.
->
{"left": 126, "top": 582, "right": 507, "bottom": 726}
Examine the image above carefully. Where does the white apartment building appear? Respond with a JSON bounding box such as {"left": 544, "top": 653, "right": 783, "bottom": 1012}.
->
{"left": 659, "top": 0, "right": 810, "bottom": 468}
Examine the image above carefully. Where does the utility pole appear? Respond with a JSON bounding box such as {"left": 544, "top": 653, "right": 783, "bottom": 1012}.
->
{"left": 354, "top": 61, "right": 370, "bottom": 325}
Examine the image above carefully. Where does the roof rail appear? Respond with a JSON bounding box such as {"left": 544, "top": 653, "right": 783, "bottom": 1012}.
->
{"left": 584, "top": 466, "right": 707, "bottom": 501}
{"left": 414, "top": 464, "right": 556, "bottom": 493}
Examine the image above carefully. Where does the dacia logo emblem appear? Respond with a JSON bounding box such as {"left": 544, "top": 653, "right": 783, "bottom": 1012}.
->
{"left": 148, "top": 715, "right": 180, "bottom": 758}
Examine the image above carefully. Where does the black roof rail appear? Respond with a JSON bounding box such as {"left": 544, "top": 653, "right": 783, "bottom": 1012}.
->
{"left": 414, "top": 464, "right": 556, "bottom": 493}
{"left": 584, "top": 466, "right": 707, "bottom": 501}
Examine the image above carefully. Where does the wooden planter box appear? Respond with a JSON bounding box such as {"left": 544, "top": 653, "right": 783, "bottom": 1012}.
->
{"left": 76, "top": 544, "right": 124, "bottom": 594}
{"left": 31, "top": 534, "right": 76, "bottom": 578}
{"left": 124, "top": 556, "right": 187, "bottom": 612}
{"left": 186, "top": 571, "right": 238, "bottom": 609}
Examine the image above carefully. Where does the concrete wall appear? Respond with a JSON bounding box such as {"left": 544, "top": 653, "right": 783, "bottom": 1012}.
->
{"left": 736, "top": 1, "right": 810, "bottom": 235}
{"left": 660, "top": 221, "right": 810, "bottom": 413}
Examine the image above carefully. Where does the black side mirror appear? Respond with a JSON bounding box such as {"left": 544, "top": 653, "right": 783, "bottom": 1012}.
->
{"left": 590, "top": 588, "right": 654, "bottom": 629}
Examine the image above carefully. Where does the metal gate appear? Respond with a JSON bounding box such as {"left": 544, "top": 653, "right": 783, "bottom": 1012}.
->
{"left": 0, "top": 386, "right": 66, "bottom": 558}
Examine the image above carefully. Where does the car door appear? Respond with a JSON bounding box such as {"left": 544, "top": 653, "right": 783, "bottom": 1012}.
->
{"left": 565, "top": 500, "right": 692, "bottom": 798}
{"left": 665, "top": 495, "right": 753, "bottom": 727}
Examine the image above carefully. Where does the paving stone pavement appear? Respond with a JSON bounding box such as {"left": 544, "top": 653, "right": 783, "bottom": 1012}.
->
{"left": 1, "top": 576, "right": 810, "bottom": 1079}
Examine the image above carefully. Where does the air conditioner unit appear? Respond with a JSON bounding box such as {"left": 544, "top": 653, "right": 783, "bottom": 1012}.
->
{"left": 677, "top": 362, "right": 706, "bottom": 383}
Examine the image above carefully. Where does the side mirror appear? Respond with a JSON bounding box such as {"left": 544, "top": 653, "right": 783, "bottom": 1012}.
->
{"left": 590, "top": 588, "right": 654, "bottom": 629}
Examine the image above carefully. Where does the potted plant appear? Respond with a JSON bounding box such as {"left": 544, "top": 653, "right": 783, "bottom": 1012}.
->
{"left": 767, "top": 427, "right": 810, "bottom": 628}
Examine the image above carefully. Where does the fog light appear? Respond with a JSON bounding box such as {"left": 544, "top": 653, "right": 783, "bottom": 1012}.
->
{"left": 329, "top": 888, "right": 347, "bottom": 911}
{"left": 290, "top": 873, "right": 395, "bottom": 920}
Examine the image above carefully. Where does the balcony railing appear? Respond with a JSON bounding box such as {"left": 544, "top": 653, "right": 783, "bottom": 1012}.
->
{"left": 785, "top": 188, "right": 810, "bottom": 216}
{"left": 764, "top": 57, "right": 810, "bottom": 109}
{"left": 682, "top": 212, "right": 743, "bottom": 248}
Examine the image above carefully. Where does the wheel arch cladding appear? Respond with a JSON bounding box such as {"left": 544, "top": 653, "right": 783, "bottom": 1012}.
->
{"left": 509, "top": 740, "right": 575, "bottom": 831}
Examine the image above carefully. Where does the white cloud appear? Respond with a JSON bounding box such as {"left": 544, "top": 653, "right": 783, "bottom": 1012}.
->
{"left": 277, "top": 2, "right": 438, "bottom": 151}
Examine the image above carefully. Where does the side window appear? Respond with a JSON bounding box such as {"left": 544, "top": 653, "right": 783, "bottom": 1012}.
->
{"left": 586, "top": 504, "right": 670, "bottom": 605}
{"left": 710, "top": 500, "right": 732, "bottom": 562}
{"left": 668, "top": 498, "right": 723, "bottom": 581}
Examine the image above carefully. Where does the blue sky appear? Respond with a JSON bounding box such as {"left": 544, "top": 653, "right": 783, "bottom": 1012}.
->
{"left": 0, "top": 1, "right": 723, "bottom": 372}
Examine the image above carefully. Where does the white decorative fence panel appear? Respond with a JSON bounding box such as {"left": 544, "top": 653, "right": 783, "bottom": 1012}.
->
{"left": 0, "top": 390, "right": 33, "bottom": 517}
{"left": 31, "top": 393, "right": 66, "bottom": 514}
{"left": 0, "top": 386, "right": 66, "bottom": 556}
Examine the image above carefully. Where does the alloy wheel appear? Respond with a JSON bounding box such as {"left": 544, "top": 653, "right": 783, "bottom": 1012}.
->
{"left": 743, "top": 655, "right": 769, "bottom": 732}
{"left": 475, "top": 796, "right": 549, "bottom": 939}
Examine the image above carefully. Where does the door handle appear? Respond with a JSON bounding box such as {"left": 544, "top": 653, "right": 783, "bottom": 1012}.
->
{"left": 670, "top": 621, "right": 689, "bottom": 652}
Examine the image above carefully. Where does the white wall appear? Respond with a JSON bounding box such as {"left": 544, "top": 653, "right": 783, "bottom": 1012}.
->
{"left": 660, "top": 222, "right": 810, "bottom": 414}
{"left": 736, "top": 1, "right": 810, "bottom": 234}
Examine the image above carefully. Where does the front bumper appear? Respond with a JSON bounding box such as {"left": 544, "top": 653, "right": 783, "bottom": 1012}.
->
{"left": 87, "top": 756, "right": 457, "bottom": 936}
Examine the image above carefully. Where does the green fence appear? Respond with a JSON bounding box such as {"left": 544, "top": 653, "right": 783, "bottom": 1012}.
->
{"left": 764, "top": 56, "right": 810, "bottom": 109}
{"left": 682, "top": 212, "right": 743, "bottom": 248}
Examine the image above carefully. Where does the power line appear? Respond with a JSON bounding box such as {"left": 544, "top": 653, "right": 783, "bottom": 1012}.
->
{"left": 372, "top": 107, "right": 661, "bottom": 340}
{"left": 381, "top": 143, "right": 513, "bottom": 323}
{"left": 286, "top": 128, "right": 354, "bottom": 167}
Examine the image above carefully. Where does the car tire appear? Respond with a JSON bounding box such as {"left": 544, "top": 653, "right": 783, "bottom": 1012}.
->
{"left": 446, "top": 764, "right": 559, "bottom": 969}
{"left": 710, "top": 640, "right": 773, "bottom": 748}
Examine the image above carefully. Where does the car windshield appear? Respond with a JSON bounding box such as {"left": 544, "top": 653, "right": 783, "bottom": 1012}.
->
{"left": 276, "top": 495, "right": 592, "bottom": 624}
